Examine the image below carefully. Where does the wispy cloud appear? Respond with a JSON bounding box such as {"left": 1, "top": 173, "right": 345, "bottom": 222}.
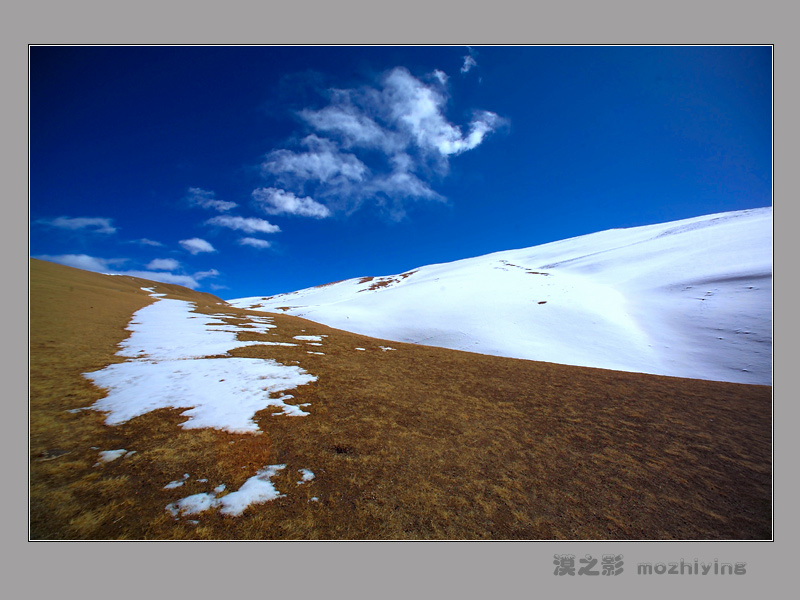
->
{"left": 37, "top": 216, "right": 117, "bottom": 234}
{"left": 297, "top": 100, "right": 401, "bottom": 154}
{"left": 179, "top": 238, "right": 217, "bottom": 255}
{"left": 146, "top": 258, "right": 181, "bottom": 271}
{"left": 186, "top": 187, "right": 237, "bottom": 212}
{"left": 238, "top": 237, "right": 272, "bottom": 249}
{"left": 461, "top": 51, "right": 478, "bottom": 74}
{"left": 259, "top": 66, "right": 505, "bottom": 220}
{"left": 379, "top": 67, "right": 501, "bottom": 158}
{"left": 205, "top": 215, "right": 281, "bottom": 234}
{"left": 194, "top": 268, "right": 220, "bottom": 280}
{"left": 252, "top": 187, "right": 331, "bottom": 218}
{"left": 261, "top": 135, "right": 369, "bottom": 185}
{"left": 134, "top": 238, "right": 164, "bottom": 247}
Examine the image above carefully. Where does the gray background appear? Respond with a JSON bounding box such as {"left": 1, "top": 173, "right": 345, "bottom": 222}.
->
{"left": 9, "top": 1, "right": 790, "bottom": 598}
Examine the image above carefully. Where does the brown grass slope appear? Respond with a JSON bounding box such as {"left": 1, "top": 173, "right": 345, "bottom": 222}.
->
{"left": 29, "top": 258, "right": 772, "bottom": 539}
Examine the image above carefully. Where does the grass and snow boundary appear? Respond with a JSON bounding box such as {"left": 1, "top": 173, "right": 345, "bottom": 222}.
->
{"left": 85, "top": 287, "right": 317, "bottom": 433}
{"left": 83, "top": 287, "right": 321, "bottom": 517}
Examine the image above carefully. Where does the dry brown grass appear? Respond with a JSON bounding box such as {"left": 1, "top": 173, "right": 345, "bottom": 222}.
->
{"left": 29, "top": 258, "right": 772, "bottom": 539}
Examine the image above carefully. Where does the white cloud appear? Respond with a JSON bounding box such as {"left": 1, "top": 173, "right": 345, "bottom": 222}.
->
{"left": 261, "top": 135, "right": 369, "bottom": 185}
{"left": 179, "top": 238, "right": 217, "bottom": 255}
{"left": 194, "top": 268, "right": 220, "bottom": 280}
{"left": 259, "top": 65, "right": 505, "bottom": 220}
{"left": 367, "top": 170, "right": 443, "bottom": 202}
{"left": 36, "top": 254, "right": 127, "bottom": 272}
{"left": 135, "top": 238, "right": 164, "bottom": 247}
{"left": 461, "top": 54, "right": 477, "bottom": 74}
{"left": 432, "top": 69, "right": 449, "bottom": 85}
{"left": 453, "top": 110, "right": 505, "bottom": 154}
{"left": 186, "top": 187, "right": 237, "bottom": 212}
{"left": 381, "top": 67, "right": 503, "bottom": 157}
{"left": 298, "top": 103, "right": 399, "bottom": 154}
{"left": 146, "top": 258, "right": 181, "bottom": 271}
{"left": 38, "top": 216, "right": 117, "bottom": 234}
{"left": 252, "top": 187, "right": 331, "bottom": 218}
{"left": 205, "top": 215, "right": 281, "bottom": 234}
{"left": 238, "top": 237, "right": 272, "bottom": 249}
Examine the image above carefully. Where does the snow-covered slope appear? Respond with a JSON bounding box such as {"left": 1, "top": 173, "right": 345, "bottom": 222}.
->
{"left": 230, "top": 207, "right": 772, "bottom": 385}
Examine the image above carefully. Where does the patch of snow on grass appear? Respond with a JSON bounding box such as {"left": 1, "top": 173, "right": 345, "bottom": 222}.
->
{"left": 166, "top": 493, "right": 219, "bottom": 517}
{"left": 165, "top": 465, "right": 286, "bottom": 518}
{"left": 294, "top": 335, "right": 323, "bottom": 342}
{"left": 217, "top": 465, "right": 286, "bottom": 516}
{"left": 98, "top": 449, "right": 128, "bottom": 463}
{"left": 248, "top": 316, "right": 274, "bottom": 322}
{"left": 242, "top": 322, "right": 277, "bottom": 333}
{"left": 140, "top": 286, "right": 166, "bottom": 298}
{"left": 297, "top": 468, "right": 315, "bottom": 484}
{"left": 269, "top": 394, "right": 310, "bottom": 417}
{"left": 164, "top": 474, "right": 190, "bottom": 489}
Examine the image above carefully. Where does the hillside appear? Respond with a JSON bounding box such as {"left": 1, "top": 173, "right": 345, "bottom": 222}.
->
{"left": 231, "top": 207, "right": 772, "bottom": 385}
{"left": 29, "top": 258, "right": 771, "bottom": 539}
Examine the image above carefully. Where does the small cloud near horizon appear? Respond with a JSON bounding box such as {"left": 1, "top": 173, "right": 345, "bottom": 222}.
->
{"left": 36, "top": 216, "right": 117, "bottom": 235}
{"left": 36, "top": 254, "right": 127, "bottom": 272}
{"left": 35, "top": 253, "right": 219, "bottom": 290}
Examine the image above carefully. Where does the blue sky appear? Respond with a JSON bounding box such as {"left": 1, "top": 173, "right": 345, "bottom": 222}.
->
{"left": 30, "top": 45, "right": 772, "bottom": 299}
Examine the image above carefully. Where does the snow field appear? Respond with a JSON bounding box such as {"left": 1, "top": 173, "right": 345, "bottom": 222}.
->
{"left": 230, "top": 207, "right": 772, "bottom": 385}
